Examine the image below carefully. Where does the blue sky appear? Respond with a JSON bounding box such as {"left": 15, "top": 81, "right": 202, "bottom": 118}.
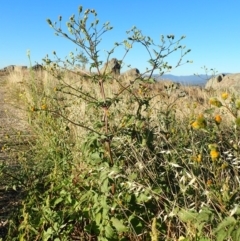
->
{"left": 1, "top": 0, "right": 239, "bottom": 75}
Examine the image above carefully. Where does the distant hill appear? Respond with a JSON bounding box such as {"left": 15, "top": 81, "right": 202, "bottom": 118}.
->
{"left": 152, "top": 74, "right": 210, "bottom": 86}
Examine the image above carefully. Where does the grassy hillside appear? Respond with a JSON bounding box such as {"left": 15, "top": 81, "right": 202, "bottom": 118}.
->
{"left": 2, "top": 67, "right": 240, "bottom": 241}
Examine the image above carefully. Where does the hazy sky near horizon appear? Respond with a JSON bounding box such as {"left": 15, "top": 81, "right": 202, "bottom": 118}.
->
{"left": 1, "top": 0, "right": 240, "bottom": 75}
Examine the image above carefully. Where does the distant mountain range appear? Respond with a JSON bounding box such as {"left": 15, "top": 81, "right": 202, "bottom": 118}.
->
{"left": 153, "top": 74, "right": 210, "bottom": 86}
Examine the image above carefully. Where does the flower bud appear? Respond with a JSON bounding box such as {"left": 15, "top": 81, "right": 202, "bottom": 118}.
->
{"left": 215, "top": 115, "right": 222, "bottom": 124}
{"left": 221, "top": 92, "right": 229, "bottom": 100}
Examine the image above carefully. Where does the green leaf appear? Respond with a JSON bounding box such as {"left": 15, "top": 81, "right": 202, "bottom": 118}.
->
{"left": 128, "top": 215, "right": 143, "bottom": 234}
{"left": 67, "top": 194, "right": 72, "bottom": 204}
{"left": 101, "top": 178, "right": 109, "bottom": 193}
{"left": 102, "top": 207, "right": 109, "bottom": 222}
{"left": 100, "top": 196, "right": 108, "bottom": 209}
{"left": 215, "top": 229, "right": 227, "bottom": 241}
{"left": 232, "top": 227, "right": 240, "bottom": 241}
{"left": 214, "top": 216, "right": 236, "bottom": 233}
{"left": 43, "top": 227, "right": 54, "bottom": 240}
{"left": 178, "top": 209, "right": 198, "bottom": 222}
{"left": 128, "top": 172, "right": 138, "bottom": 181}
{"left": 98, "top": 237, "right": 108, "bottom": 241}
{"left": 111, "top": 217, "right": 128, "bottom": 232}
{"left": 197, "top": 208, "right": 212, "bottom": 222}
{"left": 95, "top": 212, "right": 102, "bottom": 225}
{"left": 136, "top": 193, "right": 151, "bottom": 203}
{"left": 105, "top": 224, "right": 115, "bottom": 239}
{"left": 198, "top": 238, "right": 211, "bottom": 241}
{"left": 226, "top": 225, "right": 235, "bottom": 237}
{"left": 204, "top": 108, "right": 215, "bottom": 115}
{"left": 91, "top": 152, "right": 102, "bottom": 161}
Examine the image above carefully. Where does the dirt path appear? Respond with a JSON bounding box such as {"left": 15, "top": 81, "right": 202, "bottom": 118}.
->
{"left": 0, "top": 73, "right": 32, "bottom": 238}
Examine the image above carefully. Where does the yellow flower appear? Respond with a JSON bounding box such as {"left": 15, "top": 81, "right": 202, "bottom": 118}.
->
{"left": 193, "top": 154, "right": 202, "bottom": 163}
{"left": 197, "top": 154, "right": 202, "bottom": 162}
{"left": 210, "top": 150, "right": 220, "bottom": 160}
{"left": 191, "top": 114, "right": 207, "bottom": 129}
{"left": 208, "top": 143, "right": 220, "bottom": 161}
{"left": 215, "top": 115, "right": 222, "bottom": 124}
{"left": 221, "top": 92, "right": 229, "bottom": 100}
{"left": 191, "top": 121, "right": 200, "bottom": 129}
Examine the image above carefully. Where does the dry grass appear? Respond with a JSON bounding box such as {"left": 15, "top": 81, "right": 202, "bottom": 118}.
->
{"left": 4, "top": 68, "right": 240, "bottom": 240}
{"left": 6, "top": 68, "right": 238, "bottom": 137}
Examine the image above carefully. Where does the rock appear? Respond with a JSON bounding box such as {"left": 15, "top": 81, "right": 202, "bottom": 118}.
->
{"left": 205, "top": 74, "right": 226, "bottom": 88}
{"left": 205, "top": 73, "right": 240, "bottom": 92}
{"left": 100, "top": 58, "right": 121, "bottom": 75}
{"left": 31, "top": 64, "right": 43, "bottom": 71}
{"left": 3, "top": 65, "right": 27, "bottom": 72}
{"left": 120, "top": 68, "right": 140, "bottom": 83}
{"left": 3, "top": 65, "right": 15, "bottom": 72}
{"left": 13, "top": 66, "right": 27, "bottom": 71}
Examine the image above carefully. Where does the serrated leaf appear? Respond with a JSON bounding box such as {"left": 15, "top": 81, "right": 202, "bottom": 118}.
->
{"left": 102, "top": 207, "right": 109, "bottom": 221}
{"left": 111, "top": 217, "right": 128, "bottom": 232}
{"left": 100, "top": 196, "right": 108, "bottom": 209}
{"left": 105, "top": 224, "right": 115, "bottom": 238}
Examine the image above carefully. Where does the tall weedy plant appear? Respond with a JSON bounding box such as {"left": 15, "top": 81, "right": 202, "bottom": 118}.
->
{"left": 45, "top": 5, "right": 190, "bottom": 165}
{"left": 8, "top": 6, "right": 192, "bottom": 240}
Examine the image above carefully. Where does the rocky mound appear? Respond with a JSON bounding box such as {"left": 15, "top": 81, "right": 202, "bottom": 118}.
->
{"left": 205, "top": 73, "right": 240, "bottom": 92}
